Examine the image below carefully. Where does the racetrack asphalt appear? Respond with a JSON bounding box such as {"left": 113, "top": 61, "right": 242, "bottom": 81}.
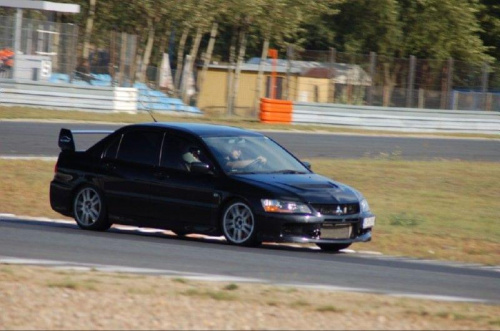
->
{"left": 1, "top": 120, "right": 499, "bottom": 161}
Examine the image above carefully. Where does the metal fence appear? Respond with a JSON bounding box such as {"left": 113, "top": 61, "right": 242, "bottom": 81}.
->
{"left": 0, "top": 15, "right": 139, "bottom": 87}
{"left": 289, "top": 48, "right": 500, "bottom": 111}
{"left": 0, "top": 15, "right": 78, "bottom": 80}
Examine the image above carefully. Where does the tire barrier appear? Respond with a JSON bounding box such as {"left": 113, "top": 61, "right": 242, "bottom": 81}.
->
{"left": 259, "top": 98, "right": 293, "bottom": 124}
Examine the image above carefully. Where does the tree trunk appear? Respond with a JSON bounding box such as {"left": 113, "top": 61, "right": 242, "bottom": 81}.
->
{"left": 130, "top": 34, "right": 144, "bottom": 87}
{"left": 139, "top": 18, "right": 155, "bottom": 83}
{"left": 226, "top": 33, "right": 237, "bottom": 116}
{"left": 230, "top": 29, "right": 247, "bottom": 116}
{"left": 174, "top": 27, "right": 190, "bottom": 96}
{"left": 198, "top": 22, "right": 218, "bottom": 100}
{"left": 188, "top": 27, "right": 203, "bottom": 75}
{"left": 82, "top": 0, "right": 96, "bottom": 59}
{"left": 156, "top": 25, "right": 170, "bottom": 67}
{"left": 253, "top": 38, "right": 269, "bottom": 116}
{"left": 382, "top": 62, "right": 399, "bottom": 107}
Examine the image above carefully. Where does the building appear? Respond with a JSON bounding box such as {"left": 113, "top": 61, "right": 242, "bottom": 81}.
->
{"left": 196, "top": 58, "right": 372, "bottom": 114}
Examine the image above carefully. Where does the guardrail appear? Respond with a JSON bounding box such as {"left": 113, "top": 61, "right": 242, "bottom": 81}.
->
{"left": 0, "top": 79, "right": 202, "bottom": 114}
{"left": 0, "top": 79, "right": 137, "bottom": 112}
{"left": 260, "top": 99, "right": 500, "bottom": 134}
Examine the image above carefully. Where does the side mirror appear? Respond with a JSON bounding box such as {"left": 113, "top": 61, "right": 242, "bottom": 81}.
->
{"left": 302, "top": 161, "right": 312, "bottom": 170}
{"left": 190, "top": 162, "right": 213, "bottom": 175}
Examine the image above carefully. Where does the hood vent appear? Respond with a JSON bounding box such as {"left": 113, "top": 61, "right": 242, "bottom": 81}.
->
{"left": 288, "top": 182, "right": 338, "bottom": 190}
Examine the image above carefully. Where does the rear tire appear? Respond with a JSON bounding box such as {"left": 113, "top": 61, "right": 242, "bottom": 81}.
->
{"left": 317, "top": 243, "right": 351, "bottom": 252}
{"left": 73, "top": 185, "right": 111, "bottom": 231}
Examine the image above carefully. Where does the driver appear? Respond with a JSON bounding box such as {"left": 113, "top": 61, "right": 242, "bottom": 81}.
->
{"left": 225, "top": 145, "right": 266, "bottom": 170}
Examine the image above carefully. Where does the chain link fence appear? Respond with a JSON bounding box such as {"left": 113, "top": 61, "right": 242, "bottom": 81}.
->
{"left": 288, "top": 48, "right": 500, "bottom": 111}
{"left": 0, "top": 15, "right": 78, "bottom": 80}
{"left": 200, "top": 48, "right": 499, "bottom": 113}
{"left": 0, "top": 15, "right": 140, "bottom": 87}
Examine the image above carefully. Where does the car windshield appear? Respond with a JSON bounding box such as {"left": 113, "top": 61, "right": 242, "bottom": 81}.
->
{"left": 203, "top": 136, "right": 310, "bottom": 174}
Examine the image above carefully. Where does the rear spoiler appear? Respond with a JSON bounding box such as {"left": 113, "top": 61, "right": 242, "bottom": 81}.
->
{"left": 58, "top": 128, "right": 114, "bottom": 151}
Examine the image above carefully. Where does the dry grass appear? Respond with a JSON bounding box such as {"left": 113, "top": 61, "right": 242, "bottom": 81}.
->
{"left": 1, "top": 265, "right": 499, "bottom": 330}
{"left": 0, "top": 159, "right": 63, "bottom": 219}
{"left": 311, "top": 158, "right": 500, "bottom": 265}
{"left": 1, "top": 105, "right": 499, "bottom": 139}
{"left": 0, "top": 158, "right": 499, "bottom": 265}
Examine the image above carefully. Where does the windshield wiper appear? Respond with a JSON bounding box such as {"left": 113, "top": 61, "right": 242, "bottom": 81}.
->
{"left": 229, "top": 171, "right": 257, "bottom": 175}
{"left": 269, "top": 170, "right": 307, "bottom": 174}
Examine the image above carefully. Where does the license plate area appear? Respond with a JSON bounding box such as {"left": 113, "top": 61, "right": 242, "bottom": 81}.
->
{"left": 320, "top": 223, "right": 352, "bottom": 239}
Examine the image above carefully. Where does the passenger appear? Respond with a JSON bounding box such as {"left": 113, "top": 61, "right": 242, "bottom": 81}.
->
{"left": 182, "top": 146, "right": 209, "bottom": 171}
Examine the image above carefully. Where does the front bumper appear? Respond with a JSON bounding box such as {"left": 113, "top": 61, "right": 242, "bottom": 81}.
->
{"left": 257, "top": 212, "right": 374, "bottom": 244}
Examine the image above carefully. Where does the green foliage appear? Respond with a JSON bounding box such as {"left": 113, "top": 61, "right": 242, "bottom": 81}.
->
{"left": 15, "top": 0, "right": 497, "bottom": 64}
{"left": 389, "top": 213, "right": 424, "bottom": 227}
{"left": 330, "top": 0, "right": 403, "bottom": 56}
{"left": 182, "top": 288, "right": 237, "bottom": 301}
{"left": 316, "top": 305, "right": 343, "bottom": 313}
{"left": 477, "top": 0, "right": 500, "bottom": 61}
{"left": 400, "top": 0, "right": 493, "bottom": 63}
{"left": 223, "top": 283, "right": 239, "bottom": 291}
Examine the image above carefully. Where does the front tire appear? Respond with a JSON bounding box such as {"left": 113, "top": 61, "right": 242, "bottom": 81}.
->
{"left": 317, "top": 243, "right": 351, "bottom": 252}
{"left": 73, "top": 185, "right": 111, "bottom": 231}
{"left": 221, "top": 200, "right": 259, "bottom": 247}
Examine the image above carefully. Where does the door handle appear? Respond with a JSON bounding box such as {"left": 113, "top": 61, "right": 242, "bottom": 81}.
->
{"left": 154, "top": 172, "right": 169, "bottom": 180}
{"left": 103, "top": 163, "right": 116, "bottom": 171}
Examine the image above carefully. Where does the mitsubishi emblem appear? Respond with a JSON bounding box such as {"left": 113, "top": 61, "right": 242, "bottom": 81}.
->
{"left": 335, "top": 205, "right": 343, "bottom": 215}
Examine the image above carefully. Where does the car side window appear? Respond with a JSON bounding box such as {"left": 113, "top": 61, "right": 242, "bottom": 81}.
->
{"left": 116, "top": 130, "right": 162, "bottom": 166}
{"left": 102, "top": 135, "right": 122, "bottom": 159}
{"left": 161, "top": 135, "right": 209, "bottom": 172}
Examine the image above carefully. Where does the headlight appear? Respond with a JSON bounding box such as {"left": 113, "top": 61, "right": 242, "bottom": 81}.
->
{"left": 360, "top": 199, "right": 370, "bottom": 213}
{"left": 261, "top": 199, "right": 311, "bottom": 214}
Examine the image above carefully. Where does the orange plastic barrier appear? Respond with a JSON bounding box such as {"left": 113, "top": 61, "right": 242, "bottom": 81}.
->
{"left": 259, "top": 98, "right": 293, "bottom": 124}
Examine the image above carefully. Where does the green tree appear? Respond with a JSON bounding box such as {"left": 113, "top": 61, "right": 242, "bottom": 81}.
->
{"left": 476, "top": 0, "right": 500, "bottom": 62}
{"left": 399, "top": 0, "right": 492, "bottom": 63}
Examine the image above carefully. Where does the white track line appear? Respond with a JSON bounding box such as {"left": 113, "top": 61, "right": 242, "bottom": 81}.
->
{"left": 0, "top": 156, "right": 58, "bottom": 161}
{"left": 0, "top": 256, "right": 492, "bottom": 303}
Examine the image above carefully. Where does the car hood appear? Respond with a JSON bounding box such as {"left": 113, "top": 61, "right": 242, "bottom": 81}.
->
{"left": 233, "top": 173, "right": 362, "bottom": 204}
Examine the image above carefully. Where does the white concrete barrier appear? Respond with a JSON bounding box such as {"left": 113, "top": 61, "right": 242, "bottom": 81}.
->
{"left": 292, "top": 102, "right": 500, "bottom": 134}
{"left": 0, "top": 79, "right": 138, "bottom": 112}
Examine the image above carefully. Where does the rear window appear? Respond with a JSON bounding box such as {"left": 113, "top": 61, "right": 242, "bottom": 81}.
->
{"left": 103, "top": 135, "right": 121, "bottom": 159}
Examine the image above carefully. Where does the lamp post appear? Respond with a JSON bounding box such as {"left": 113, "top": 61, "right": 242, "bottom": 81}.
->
{"left": 268, "top": 49, "right": 278, "bottom": 99}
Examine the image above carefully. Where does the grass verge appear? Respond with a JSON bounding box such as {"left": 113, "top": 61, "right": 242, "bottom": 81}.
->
{"left": 0, "top": 158, "right": 498, "bottom": 265}
{"left": 0, "top": 265, "right": 499, "bottom": 330}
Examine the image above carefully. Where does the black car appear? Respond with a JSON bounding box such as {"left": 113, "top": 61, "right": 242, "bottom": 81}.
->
{"left": 50, "top": 122, "right": 375, "bottom": 251}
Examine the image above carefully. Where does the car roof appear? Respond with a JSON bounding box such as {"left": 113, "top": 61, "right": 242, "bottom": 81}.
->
{"left": 127, "top": 122, "right": 263, "bottom": 138}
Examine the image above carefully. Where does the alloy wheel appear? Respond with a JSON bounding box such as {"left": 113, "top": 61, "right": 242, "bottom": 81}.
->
{"left": 74, "top": 187, "right": 102, "bottom": 226}
{"left": 222, "top": 202, "right": 255, "bottom": 245}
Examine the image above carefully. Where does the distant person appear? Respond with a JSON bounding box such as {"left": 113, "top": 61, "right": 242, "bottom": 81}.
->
{"left": 75, "top": 58, "right": 93, "bottom": 85}
{"left": 0, "top": 48, "right": 14, "bottom": 75}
